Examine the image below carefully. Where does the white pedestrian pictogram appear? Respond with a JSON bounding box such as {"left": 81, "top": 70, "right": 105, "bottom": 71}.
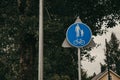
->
{"left": 75, "top": 24, "right": 84, "bottom": 37}
{"left": 74, "top": 24, "right": 85, "bottom": 45}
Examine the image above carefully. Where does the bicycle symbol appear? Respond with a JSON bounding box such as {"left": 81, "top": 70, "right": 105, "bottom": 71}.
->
{"left": 73, "top": 39, "right": 85, "bottom": 45}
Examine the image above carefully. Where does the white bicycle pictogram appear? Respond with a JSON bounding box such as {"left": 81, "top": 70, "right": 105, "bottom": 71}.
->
{"left": 73, "top": 39, "right": 85, "bottom": 45}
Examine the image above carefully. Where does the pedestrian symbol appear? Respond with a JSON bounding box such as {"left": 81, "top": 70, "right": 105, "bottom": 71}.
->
{"left": 75, "top": 24, "right": 84, "bottom": 37}
{"left": 66, "top": 22, "right": 92, "bottom": 48}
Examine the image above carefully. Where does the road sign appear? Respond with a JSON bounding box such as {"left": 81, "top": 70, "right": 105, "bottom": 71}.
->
{"left": 66, "top": 22, "right": 92, "bottom": 48}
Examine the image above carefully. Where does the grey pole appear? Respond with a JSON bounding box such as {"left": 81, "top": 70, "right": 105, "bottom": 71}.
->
{"left": 78, "top": 48, "right": 81, "bottom": 80}
{"left": 62, "top": 17, "right": 95, "bottom": 80}
{"left": 39, "top": 0, "right": 43, "bottom": 80}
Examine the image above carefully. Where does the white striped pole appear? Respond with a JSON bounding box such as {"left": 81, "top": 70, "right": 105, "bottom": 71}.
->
{"left": 39, "top": 0, "right": 43, "bottom": 80}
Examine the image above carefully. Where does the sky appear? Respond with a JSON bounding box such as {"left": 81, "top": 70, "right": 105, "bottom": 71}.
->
{"left": 81, "top": 25, "right": 120, "bottom": 76}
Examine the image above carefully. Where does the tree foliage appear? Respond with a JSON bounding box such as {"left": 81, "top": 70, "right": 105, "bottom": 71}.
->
{"left": 102, "top": 33, "right": 120, "bottom": 75}
{"left": 44, "top": 0, "right": 120, "bottom": 35}
{"left": 1, "top": 0, "right": 120, "bottom": 80}
{"left": 44, "top": 0, "right": 120, "bottom": 79}
{"left": 0, "top": 0, "right": 39, "bottom": 80}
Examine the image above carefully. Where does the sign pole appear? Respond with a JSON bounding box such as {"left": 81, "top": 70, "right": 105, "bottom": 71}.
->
{"left": 78, "top": 48, "right": 81, "bottom": 80}
{"left": 62, "top": 17, "right": 95, "bottom": 80}
{"left": 39, "top": 0, "right": 43, "bottom": 80}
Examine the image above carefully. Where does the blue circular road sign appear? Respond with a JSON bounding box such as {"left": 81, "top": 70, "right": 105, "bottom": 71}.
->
{"left": 66, "top": 22, "right": 92, "bottom": 48}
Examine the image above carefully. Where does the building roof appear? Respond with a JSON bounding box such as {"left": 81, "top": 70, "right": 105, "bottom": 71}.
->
{"left": 92, "top": 70, "right": 120, "bottom": 80}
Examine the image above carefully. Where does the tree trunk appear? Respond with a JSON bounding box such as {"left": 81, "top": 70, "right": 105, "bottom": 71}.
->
{"left": 19, "top": 33, "right": 36, "bottom": 80}
{"left": 18, "top": 0, "right": 37, "bottom": 80}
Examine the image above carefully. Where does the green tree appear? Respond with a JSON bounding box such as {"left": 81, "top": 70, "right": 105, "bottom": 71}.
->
{"left": 100, "top": 63, "right": 107, "bottom": 72}
{"left": 44, "top": 0, "right": 120, "bottom": 35}
{"left": 0, "top": 0, "right": 39, "bottom": 80}
{"left": 1, "top": 0, "right": 120, "bottom": 80}
{"left": 43, "top": 0, "right": 120, "bottom": 79}
{"left": 104, "top": 33, "right": 120, "bottom": 75}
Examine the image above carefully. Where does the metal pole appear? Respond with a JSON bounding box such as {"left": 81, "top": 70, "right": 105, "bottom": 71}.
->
{"left": 39, "top": 0, "right": 43, "bottom": 80}
{"left": 78, "top": 48, "right": 81, "bottom": 80}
